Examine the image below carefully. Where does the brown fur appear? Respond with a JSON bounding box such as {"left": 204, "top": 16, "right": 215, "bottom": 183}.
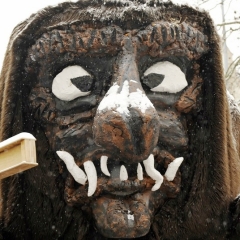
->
{"left": 0, "top": 1, "right": 240, "bottom": 239}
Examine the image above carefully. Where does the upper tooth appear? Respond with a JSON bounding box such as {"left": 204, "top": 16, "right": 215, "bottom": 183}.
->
{"left": 84, "top": 161, "right": 97, "bottom": 197}
{"left": 137, "top": 163, "right": 143, "bottom": 180}
{"left": 165, "top": 157, "right": 184, "bottom": 181}
{"left": 143, "top": 154, "right": 163, "bottom": 191}
{"left": 56, "top": 151, "right": 87, "bottom": 185}
{"left": 100, "top": 156, "right": 110, "bottom": 176}
{"left": 120, "top": 165, "right": 128, "bottom": 181}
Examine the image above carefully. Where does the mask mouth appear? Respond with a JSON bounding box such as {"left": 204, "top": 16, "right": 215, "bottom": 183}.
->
{"left": 57, "top": 147, "right": 183, "bottom": 202}
{"left": 57, "top": 148, "right": 183, "bottom": 238}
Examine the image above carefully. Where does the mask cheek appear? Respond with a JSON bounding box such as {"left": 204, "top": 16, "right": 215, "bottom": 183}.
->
{"left": 175, "top": 64, "right": 203, "bottom": 113}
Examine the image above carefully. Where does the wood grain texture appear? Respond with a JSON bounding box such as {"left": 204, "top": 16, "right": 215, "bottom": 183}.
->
{"left": 0, "top": 136, "right": 37, "bottom": 179}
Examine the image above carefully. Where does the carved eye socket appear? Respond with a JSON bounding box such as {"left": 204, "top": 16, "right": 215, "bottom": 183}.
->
{"left": 143, "top": 61, "right": 188, "bottom": 93}
{"left": 52, "top": 65, "right": 93, "bottom": 101}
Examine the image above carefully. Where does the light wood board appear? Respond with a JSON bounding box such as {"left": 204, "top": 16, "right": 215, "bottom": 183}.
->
{"left": 0, "top": 133, "right": 38, "bottom": 179}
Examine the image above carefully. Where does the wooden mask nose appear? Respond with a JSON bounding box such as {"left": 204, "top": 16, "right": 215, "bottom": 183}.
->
{"left": 93, "top": 36, "right": 160, "bottom": 163}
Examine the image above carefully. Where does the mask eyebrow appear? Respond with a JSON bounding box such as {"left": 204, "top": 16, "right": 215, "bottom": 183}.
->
{"left": 136, "top": 21, "right": 209, "bottom": 60}
{"left": 27, "top": 25, "right": 124, "bottom": 62}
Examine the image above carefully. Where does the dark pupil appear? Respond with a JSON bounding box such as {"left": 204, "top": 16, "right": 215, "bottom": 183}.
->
{"left": 142, "top": 73, "right": 165, "bottom": 89}
{"left": 71, "top": 75, "right": 93, "bottom": 92}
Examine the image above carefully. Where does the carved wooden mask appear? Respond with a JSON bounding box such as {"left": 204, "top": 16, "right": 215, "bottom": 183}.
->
{"left": 15, "top": 1, "right": 212, "bottom": 239}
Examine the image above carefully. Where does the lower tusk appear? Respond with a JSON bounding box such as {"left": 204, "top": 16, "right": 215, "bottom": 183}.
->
{"left": 151, "top": 179, "right": 162, "bottom": 191}
{"left": 56, "top": 151, "right": 87, "bottom": 185}
{"left": 137, "top": 163, "right": 143, "bottom": 180}
{"left": 164, "top": 157, "right": 184, "bottom": 181}
{"left": 143, "top": 154, "right": 163, "bottom": 191}
{"left": 100, "top": 156, "right": 110, "bottom": 176}
{"left": 84, "top": 161, "right": 97, "bottom": 197}
{"left": 120, "top": 165, "right": 128, "bottom": 181}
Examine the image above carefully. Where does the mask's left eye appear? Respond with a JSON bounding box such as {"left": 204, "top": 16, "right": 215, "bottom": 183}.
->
{"left": 52, "top": 65, "right": 93, "bottom": 101}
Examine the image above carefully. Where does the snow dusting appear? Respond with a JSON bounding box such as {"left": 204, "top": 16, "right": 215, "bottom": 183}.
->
{"left": 0, "top": 132, "right": 36, "bottom": 151}
{"left": 97, "top": 80, "right": 154, "bottom": 115}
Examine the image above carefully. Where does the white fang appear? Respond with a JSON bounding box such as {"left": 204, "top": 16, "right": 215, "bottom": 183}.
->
{"left": 120, "top": 165, "right": 128, "bottom": 181}
{"left": 143, "top": 154, "right": 163, "bottom": 191}
{"left": 165, "top": 157, "right": 184, "bottom": 181}
{"left": 100, "top": 156, "right": 110, "bottom": 176}
{"left": 84, "top": 161, "right": 97, "bottom": 197}
{"left": 137, "top": 163, "right": 143, "bottom": 180}
{"left": 56, "top": 151, "right": 87, "bottom": 185}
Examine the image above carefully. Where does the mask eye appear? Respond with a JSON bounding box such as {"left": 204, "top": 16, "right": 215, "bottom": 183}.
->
{"left": 143, "top": 61, "right": 188, "bottom": 93}
{"left": 52, "top": 65, "right": 93, "bottom": 101}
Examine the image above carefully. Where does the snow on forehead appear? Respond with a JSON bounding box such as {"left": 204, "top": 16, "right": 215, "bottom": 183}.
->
{"left": 170, "top": 0, "right": 199, "bottom": 8}
{"left": 97, "top": 80, "right": 154, "bottom": 115}
{"left": 81, "top": 0, "right": 202, "bottom": 23}
{"left": 42, "top": 0, "right": 204, "bottom": 32}
{"left": 102, "top": 0, "right": 199, "bottom": 9}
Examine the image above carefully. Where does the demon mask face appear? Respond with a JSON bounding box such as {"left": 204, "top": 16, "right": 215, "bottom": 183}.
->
{"left": 22, "top": 1, "right": 209, "bottom": 238}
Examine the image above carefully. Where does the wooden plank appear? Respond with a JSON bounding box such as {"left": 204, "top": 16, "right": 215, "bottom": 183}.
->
{"left": 0, "top": 133, "right": 38, "bottom": 179}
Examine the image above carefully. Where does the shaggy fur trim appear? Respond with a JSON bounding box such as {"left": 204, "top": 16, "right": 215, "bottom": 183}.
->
{"left": 0, "top": 0, "right": 240, "bottom": 239}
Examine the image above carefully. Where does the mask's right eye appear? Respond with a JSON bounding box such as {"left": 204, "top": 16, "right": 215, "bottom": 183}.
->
{"left": 143, "top": 61, "right": 188, "bottom": 93}
{"left": 52, "top": 65, "right": 93, "bottom": 101}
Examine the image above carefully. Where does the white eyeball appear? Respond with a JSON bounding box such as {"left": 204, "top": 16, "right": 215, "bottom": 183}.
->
{"left": 143, "top": 61, "right": 188, "bottom": 93}
{"left": 52, "top": 65, "right": 92, "bottom": 101}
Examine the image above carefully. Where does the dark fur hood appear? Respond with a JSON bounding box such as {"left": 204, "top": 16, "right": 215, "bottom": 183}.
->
{"left": 1, "top": 1, "right": 240, "bottom": 239}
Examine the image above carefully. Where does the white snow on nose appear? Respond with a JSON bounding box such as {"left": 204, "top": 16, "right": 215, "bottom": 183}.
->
{"left": 97, "top": 80, "right": 154, "bottom": 115}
